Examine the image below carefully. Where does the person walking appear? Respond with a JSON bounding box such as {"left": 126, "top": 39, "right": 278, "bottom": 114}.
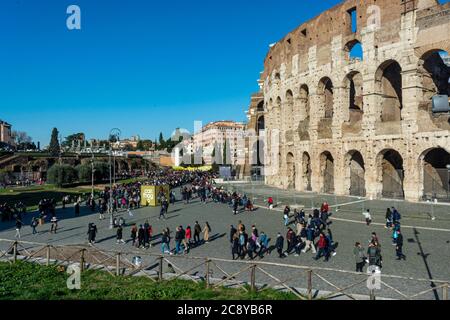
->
{"left": 74, "top": 201, "right": 80, "bottom": 217}
{"left": 362, "top": 209, "right": 372, "bottom": 226}
{"left": 15, "top": 218, "right": 22, "bottom": 238}
{"left": 385, "top": 208, "right": 393, "bottom": 229}
{"left": 193, "top": 221, "right": 201, "bottom": 245}
{"left": 275, "top": 233, "right": 285, "bottom": 258}
{"left": 174, "top": 226, "right": 183, "bottom": 254}
{"left": 395, "top": 230, "right": 406, "bottom": 260}
{"left": 138, "top": 225, "right": 145, "bottom": 248}
{"left": 116, "top": 225, "right": 125, "bottom": 244}
{"left": 161, "top": 229, "right": 172, "bottom": 255}
{"left": 229, "top": 225, "right": 237, "bottom": 245}
{"left": 268, "top": 197, "right": 274, "bottom": 209}
{"left": 50, "top": 216, "right": 58, "bottom": 234}
{"left": 130, "top": 224, "right": 138, "bottom": 247}
{"left": 302, "top": 225, "right": 317, "bottom": 254}
{"left": 283, "top": 206, "right": 290, "bottom": 226}
{"left": 258, "top": 232, "right": 269, "bottom": 257}
{"left": 367, "top": 241, "right": 382, "bottom": 270}
{"left": 203, "top": 222, "right": 211, "bottom": 243}
{"left": 314, "top": 232, "right": 330, "bottom": 261}
{"left": 231, "top": 233, "right": 239, "bottom": 260}
{"left": 31, "top": 217, "right": 38, "bottom": 235}
{"left": 353, "top": 242, "right": 366, "bottom": 272}
{"left": 87, "top": 223, "right": 97, "bottom": 245}
{"left": 185, "top": 226, "right": 192, "bottom": 248}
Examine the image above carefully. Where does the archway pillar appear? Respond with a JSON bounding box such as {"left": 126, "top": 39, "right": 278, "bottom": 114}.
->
{"left": 403, "top": 156, "right": 421, "bottom": 202}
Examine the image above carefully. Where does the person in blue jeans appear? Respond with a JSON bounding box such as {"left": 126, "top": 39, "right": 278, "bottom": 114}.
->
{"left": 161, "top": 229, "right": 172, "bottom": 255}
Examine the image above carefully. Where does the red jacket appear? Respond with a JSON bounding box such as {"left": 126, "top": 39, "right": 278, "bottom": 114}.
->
{"left": 318, "top": 235, "right": 327, "bottom": 249}
{"left": 185, "top": 228, "right": 192, "bottom": 239}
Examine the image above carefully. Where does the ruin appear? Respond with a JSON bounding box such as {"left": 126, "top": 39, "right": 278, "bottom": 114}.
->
{"left": 251, "top": 0, "right": 450, "bottom": 202}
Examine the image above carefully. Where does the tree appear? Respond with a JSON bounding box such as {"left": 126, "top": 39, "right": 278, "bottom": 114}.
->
{"left": 47, "top": 164, "right": 77, "bottom": 187}
{"left": 222, "top": 141, "right": 227, "bottom": 165}
{"left": 62, "top": 133, "right": 85, "bottom": 149}
{"left": 158, "top": 132, "right": 166, "bottom": 150}
{"left": 48, "top": 128, "right": 60, "bottom": 157}
{"left": 12, "top": 131, "right": 32, "bottom": 145}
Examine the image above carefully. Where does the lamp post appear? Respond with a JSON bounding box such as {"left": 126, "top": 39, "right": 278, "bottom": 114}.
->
{"left": 446, "top": 164, "right": 450, "bottom": 201}
{"left": 108, "top": 128, "right": 121, "bottom": 229}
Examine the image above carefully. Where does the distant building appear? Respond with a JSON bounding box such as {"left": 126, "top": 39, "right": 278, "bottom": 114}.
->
{"left": 0, "top": 120, "right": 13, "bottom": 145}
{"left": 185, "top": 121, "right": 247, "bottom": 165}
{"left": 112, "top": 135, "right": 140, "bottom": 150}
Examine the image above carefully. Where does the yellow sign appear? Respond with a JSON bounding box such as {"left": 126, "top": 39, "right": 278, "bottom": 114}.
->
{"left": 140, "top": 185, "right": 170, "bottom": 207}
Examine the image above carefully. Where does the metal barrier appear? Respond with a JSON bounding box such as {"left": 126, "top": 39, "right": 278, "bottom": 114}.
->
{"left": 0, "top": 238, "right": 448, "bottom": 300}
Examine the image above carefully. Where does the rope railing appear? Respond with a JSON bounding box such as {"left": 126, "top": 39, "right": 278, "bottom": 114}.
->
{"left": 0, "top": 238, "right": 448, "bottom": 300}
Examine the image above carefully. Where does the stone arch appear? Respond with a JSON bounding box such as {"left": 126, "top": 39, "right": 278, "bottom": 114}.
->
{"left": 344, "top": 150, "right": 366, "bottom": 197}
{"left": 285, "top": 90, "right": 294, "bottom": 130}
{"left": 418, "top": 49, "right": 450, "bottom": 106}
{"left": 318, "top": 77, "right": 334, "bottom": 119}
{"left": 302, "top": 152, "right": 312, "bottom": 191}
{"left": 342, "top": 71, "right": 364, "bottom": 134}
{"left": 299, "top": 84, "right": 310, "bottom": 121}
{"left": 375, "top": 60, "right": 403, "bottom": 123}
{"left": 298, "top": 84, "right": 310, "bottom": 141}
{"left": 286, "top": 152, "right": 295, "bottom": 189}
{"left": 344, "top": 39, "right": 363, "bottom": 61}
{"left": 319, "top": 151, "right": 334, "bottom": 194}
{"left": 257, "top": 101, "right": 265, "bottom": 112}
{"left": 419, "top": 147, "right": 450, "bottom": 201}
{"left": 256, "top": 116, "right": 265, "bottom": 166}
{"left": 376, "top": 149, "right": 405, "bottom": 199}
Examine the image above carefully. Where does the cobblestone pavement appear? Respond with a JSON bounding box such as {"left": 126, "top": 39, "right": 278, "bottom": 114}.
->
{"left": 1, "top": 186, "right": 450, "bottom": 300}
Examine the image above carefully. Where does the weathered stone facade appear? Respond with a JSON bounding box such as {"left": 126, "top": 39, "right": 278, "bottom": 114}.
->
{"left": 258, "top": 0, "right": 450, "bottom": 202}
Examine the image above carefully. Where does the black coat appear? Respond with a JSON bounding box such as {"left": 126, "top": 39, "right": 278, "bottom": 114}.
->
{"left": 229, "top": 228, "right": 237, "bottom": 243}
{"left": 276, "top": 236, "right": 284, "bottom": 250}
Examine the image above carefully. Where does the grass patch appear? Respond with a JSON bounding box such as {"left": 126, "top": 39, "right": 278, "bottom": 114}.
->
{"left": 0, "top": 261, "right": 297, "bottom": 300}
{"left": 0, "top": 185, "right": 96, "bottom": 211}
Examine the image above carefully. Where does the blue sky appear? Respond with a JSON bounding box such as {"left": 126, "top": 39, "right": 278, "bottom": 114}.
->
{"left": 0, "top": 0, "right": 448, "bottom": 145}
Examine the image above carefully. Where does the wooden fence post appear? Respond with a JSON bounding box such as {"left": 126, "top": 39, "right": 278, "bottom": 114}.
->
{"left": 116, "top": 253, "right": 121, "bottom": 276}
{"left": 46, "top": 245, "right": 50, "bottom": 266}
{"left": 443, "top": 284, "right": 448, "bottom": 301}
{"left": 80, "top": 249, "right": 85, "bottom": 272}
{"left": 370, "top": 289, "right": 376, "bottom": 300}
{"left": 250, "top": 265, "right": 257, "bottom": 292}
{"left": 13, "top": 241, "right": 18, "bottom": 263}
{"left": 205, "top": 259, "right": 210, "bottom": 288}
{"left": 158, "top": 256, "right": 164, "bottom": 281}
{"left": 307, "top": 270, "right": 313, "bottom": 300}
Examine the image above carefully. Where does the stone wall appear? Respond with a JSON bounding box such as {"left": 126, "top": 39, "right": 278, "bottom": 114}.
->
{"left": 258, "top": 0, "right": 450, "bottom": 202}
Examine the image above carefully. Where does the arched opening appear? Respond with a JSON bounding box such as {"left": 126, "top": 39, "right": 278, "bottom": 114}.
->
{"left": 342, "top": 72, "right": 364, "bottom": 135}
{"left": 377, "top": 149, "right": 405, "bottom": 199}
{"left": 319, "top": 77, "right": 334, "bottom": 119}
{"left": 256, "top": 116, "right": 265, "bottom": 166}
{"left": 420, "top": 148, "right": 450, "bottom": 202}
{"left": 418, "top": 50, "right": 450, "bottom": 130}
{"left": 320, "top": 151, "right": 334, "bottom": 194}
{"left": 375, "top": 60, "right": 403, "bottom": 123}
{"left": 257, "top": 101, "right": 265, "bottom": 112}
{"left": 317, "top": 78, "right": 334, "bottom": 139}
{"left": 286, "top": 152, "right": 295, "bottom": 189}
{"left": 345, "top": 40, "right": 363, "bottom": 61}
{"left": 285, "top": 89, "right": 294, "bottom": 128}
{"left": 345, "top": 150, "right": 366, "bottom": 196}
{"left": 302, "top": 152, "right": 312, "bottom": 191}
{"left": 298, "top": 85, "right": 310, "bottom": 141}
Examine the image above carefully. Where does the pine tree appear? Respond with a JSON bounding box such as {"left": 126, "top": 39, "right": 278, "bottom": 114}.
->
{"left": 49, "top": 128, "right": 60, "bottom": 157}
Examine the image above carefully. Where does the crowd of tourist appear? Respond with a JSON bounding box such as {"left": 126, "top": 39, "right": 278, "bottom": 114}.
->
{"left": 0, "top": 166, "right": 409, "bottom": 275}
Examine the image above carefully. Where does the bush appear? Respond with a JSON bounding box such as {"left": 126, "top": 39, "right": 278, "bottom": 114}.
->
{"left": 76, "top": 162, "right": 109, "bottom": 183}
{"left": 0, "top": 169, "right": 13, "bottom": 185}
{"left": 47, "top": 164, "right": 77, "bottom": 187}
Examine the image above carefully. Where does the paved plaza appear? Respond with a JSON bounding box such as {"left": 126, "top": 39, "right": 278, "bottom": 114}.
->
{"left": 1, "top": 185, "right": 450, "bottom": 299}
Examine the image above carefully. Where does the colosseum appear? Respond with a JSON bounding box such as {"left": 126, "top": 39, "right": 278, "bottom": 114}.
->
{"left": 249, "top": 0, "right": 450, "bottom": 202}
